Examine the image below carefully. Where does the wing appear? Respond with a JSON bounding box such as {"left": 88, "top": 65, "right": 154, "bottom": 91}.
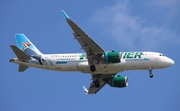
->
{"left": 61, "top": 10, "right": 105, "bottom": 64}
{"left": 86, "top": 73, "right": 116, "bottom": 94}
{"left": 61, "top": 10, "right": 116, "bottom": 94}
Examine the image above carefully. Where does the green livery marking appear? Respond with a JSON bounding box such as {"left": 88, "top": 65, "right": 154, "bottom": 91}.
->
{"left": 79, "top": 53, "right": 86, "bottom": 60}
{"left": 123, "top": 52, "right": 143, "bottom": 59}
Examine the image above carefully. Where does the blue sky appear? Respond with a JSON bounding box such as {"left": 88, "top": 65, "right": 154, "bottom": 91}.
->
{"left": 1, "top": 0, "right": 180, "bottom": 111}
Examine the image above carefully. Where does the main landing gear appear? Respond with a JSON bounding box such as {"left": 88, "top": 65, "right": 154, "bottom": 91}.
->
{"left": 90, "top": 64, "right": 96, "bottom": 72}
{"left": 94, "top": 81, "right": 100, "bottom": 88}
{"left": 149, "top": 68, "right": 153, "bottom": 78}
{"left": 90, "top": 65, "right": 100, "bottom": 88}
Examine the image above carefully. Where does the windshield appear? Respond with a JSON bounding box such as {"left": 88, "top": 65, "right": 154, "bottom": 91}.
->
{"left": 159, "top": 54, "right": 165, "bottom": 56}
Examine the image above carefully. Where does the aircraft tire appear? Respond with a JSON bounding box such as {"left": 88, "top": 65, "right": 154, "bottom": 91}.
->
{"left": 149, "top": 73, "right": 153, "bottom": 78}
{"left": 94, "top": 81, "right": 100, "bottom": 88}
{"left": 90, "top": 65, "right": 96, "bottom": 72}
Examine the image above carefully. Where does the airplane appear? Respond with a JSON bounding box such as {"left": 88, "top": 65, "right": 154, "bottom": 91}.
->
{"left": 9, "top": 10, "right": 174, "bottom": 94}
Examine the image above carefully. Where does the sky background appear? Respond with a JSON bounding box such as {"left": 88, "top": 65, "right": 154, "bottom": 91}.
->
{"left": 1, "top": 0, "right": 180, "bottom": 111}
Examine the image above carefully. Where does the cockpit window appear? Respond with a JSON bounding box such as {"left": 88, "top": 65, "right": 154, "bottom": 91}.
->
{"left": 159, "top": 54, "right": 165, "bottom": 56}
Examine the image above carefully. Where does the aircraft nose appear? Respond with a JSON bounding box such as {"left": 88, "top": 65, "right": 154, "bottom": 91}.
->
{"left": 164, "top": 58, "right": 174, "bottom": 67}
{"left": 168, "top": 58, "right": 174, "bottom": 66}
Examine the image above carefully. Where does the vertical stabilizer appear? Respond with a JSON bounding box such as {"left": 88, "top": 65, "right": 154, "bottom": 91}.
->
{"left": 15, "top": 34, "right": 42, "bottom": 55}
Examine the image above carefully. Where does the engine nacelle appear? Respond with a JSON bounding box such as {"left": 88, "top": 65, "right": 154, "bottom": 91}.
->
{"left": 109, "top": 76, "right": 128, "bottom": 88}
{"left": 102, "top": 52, "right": 122, "bottom": 63}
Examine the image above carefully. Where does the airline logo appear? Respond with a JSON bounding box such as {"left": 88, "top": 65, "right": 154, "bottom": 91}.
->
{"left": 123, "top": 52, "right": 143, "bottom": 59}
{"left": 23, "top": 42, "right": 31, "bottom": 46}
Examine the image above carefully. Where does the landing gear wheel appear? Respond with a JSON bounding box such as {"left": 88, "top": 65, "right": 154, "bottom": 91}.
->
{"left": 90, "top": 65, "right": 96, "bottom": 72}
{"left": 149, "top": 68, "right": 153, "bottom": 78}
{"left": 149, "top": 73, "right": 153, "bottom": 78}
{"left": 94, "top": 81, "right": 100, "bottom": 88}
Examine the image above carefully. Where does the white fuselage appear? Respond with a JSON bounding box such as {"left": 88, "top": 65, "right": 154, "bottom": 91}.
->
{"left": 12, "top": 51, "right": 174, "bottom": 74}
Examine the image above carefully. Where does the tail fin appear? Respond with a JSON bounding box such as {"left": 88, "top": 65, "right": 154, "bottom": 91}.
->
{"left": 15, "top": 34, "right": 42, "bottom": 55}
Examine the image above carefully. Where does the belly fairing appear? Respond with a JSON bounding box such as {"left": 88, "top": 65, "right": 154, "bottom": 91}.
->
{"left": 77, "top": 61, "right": 126, "bottom": 74}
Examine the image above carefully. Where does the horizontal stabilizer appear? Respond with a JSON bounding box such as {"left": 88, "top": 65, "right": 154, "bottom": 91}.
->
{"left": 19, "top": 64, "right": 29, "bottom": 72}
{"left": 10, "top": 45, "right": 31, "bottom": 60}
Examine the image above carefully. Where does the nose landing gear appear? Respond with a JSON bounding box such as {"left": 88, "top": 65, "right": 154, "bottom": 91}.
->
{"left": 149, "top": 73, "right": 153, "bottom": 78}
{"left": 149, "top": 68, "right": 153, "bottom": 78}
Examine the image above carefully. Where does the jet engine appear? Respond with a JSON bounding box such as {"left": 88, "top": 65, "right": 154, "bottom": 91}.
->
{"left": 102, "top": 52, "right": 122, "bottom": 63}
{"left": 109, "top": 76, "right": 128, "bottom": 88}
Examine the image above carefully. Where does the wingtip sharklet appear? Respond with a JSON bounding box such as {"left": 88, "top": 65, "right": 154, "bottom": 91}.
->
{"left": 82, "top": 86, "right": 88, "bottom": 94}
{"left": 61, "top": 10, "right": 70, "bottom": 20}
